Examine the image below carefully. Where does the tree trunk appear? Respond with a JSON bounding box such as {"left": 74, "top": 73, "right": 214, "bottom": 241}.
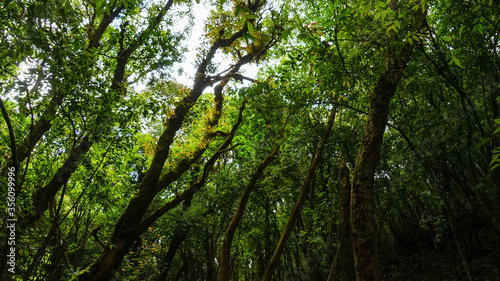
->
{"left": 27, "top": 135, "right": 92, "bottom": 224}
{"left": 261, "top": 104, "right": 337, "bottom": 281}
{"left": 219, "top": 143, "right": 281, "bottom": 281}
{"left": 349, "top": 59, "right": 395, "bottom": 281}
{"left": 77, "top": 97, "right": 246, "bottom": 281}
{"left": 153, "top": 197, "right": 192, "bottom": 281}
{"left": 21, "top": 0, "right": 171, "bottom": 225}
{"left": 327, "top": 153, "right": 355, "bottom": 281}
{"left": 349, "top": 5, "right": 425, "bottom": 280}
{"left": 1, "top": 5, "right": 123, "bottom": 176}
{"left": 441, "top": 166, "right": 474, "bottom": 281}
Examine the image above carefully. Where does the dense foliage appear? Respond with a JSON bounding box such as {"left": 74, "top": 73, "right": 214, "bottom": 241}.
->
{"left": 1, "top": 0, "right": 499, "bottom": 280}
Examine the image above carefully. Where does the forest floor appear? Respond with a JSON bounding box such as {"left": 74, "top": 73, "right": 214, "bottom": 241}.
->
{"left": 383, "top": 227, "right": 500, "bottom": 281}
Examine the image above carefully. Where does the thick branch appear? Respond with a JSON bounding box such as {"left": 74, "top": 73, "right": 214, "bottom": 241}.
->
{"left": 0, "top": 98, "right": 17, "bottom": 170}
{"left": 26, "top": 135, "right": 92, "bottom": 224}
{"left": 24, "top": 0, "right": 178, "bottom": 226}
{"left": 155, "top": 68, "right": 235, "bottom": 192}
{"left": 13, "top": 4, "right": 125, "bottom": 166}
{"left": 88, "top": 5, "right": 124, "bottom": 50}
{"left": 139, "top": 101, "right": 248, "bottom": 232}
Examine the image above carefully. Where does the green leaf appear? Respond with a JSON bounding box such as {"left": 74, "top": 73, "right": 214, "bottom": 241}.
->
{"left": 394, "top": 20, "right": 400, "bottom": 29}
{"left": 247, "top": 22, "right": 254, "bottom": 35}
{"left": 105, "top": 3, "right": 110, "bottom": 15}
{"left": 473, "top": 137, "right": 490, "bottom": 150}
{"left": 477, "top": 23, "right": 484, "bottom": 35}
{"left": 491, "top": 163, "right": 500, "bottom": 171}
{"left": 7, "top": 1, "right": 17, "bottom": 9}
{"left": 472, "top": 5, "right": 481, "bottom": 12}
{"left": 490, "top": 153, "right": 499, "bottom": 166}
{"left": 452, "top": 56, "right": 463, "bottom": 68}
{"left": 246, "top": 32, "right": 255, "bottom": 41}
{"left": 64, "top": 0, "right": 71, "bottom": 11}
{"left": 238, "top": 16, "right": 246, "bottom": 26}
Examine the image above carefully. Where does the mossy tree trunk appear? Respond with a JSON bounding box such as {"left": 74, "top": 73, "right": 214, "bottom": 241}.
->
{"left": 349, "top": 4, "right": 426, "bottom": 280}
{"left": 327, "top": 153, "right": 355, "bottom": 281}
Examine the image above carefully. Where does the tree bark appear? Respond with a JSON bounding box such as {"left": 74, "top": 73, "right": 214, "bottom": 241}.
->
{"left": 77, "top": 2, "right": 273, "bottom": 279}
{"left": 21, "top": 0, "right": 176, "bottom": 226}
{"left": 26, "top": 135, "right": 92, "bottom": 224}
{"left": 152, "top": 197, "right": 192, "bottom": 281}
{"left": 77, "top": 98, "right": 246, "bottom": 281}
{"left": 327, "top": 153, "right": 355, "bottom": 281}
{"left": 7, "top": 4, "right": 123, "bottom": 170}
{"left": 219, "top": 143, "right": 281, "bottom": 281}
{"left": 349, "top": 5, "right": 425, "bottom": 280}
{"left": 441, "top": 168, "right": 474, "bottom": 281}
{"left": 261, "top": 104, "right": 337, "bottom": 281}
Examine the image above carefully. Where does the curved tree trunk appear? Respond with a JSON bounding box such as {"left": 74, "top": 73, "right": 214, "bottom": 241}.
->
{"left": 349, "top": 5, "right": 425, "bottom": 280}
{"left": 77, "top": 96, "right": 246, "bottom": 281}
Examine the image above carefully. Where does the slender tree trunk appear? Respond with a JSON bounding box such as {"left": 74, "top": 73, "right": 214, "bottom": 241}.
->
{"left": 261, "top": 105, "right": 337, "bottom": 281}
{"left": 153, "top": 197, "right": 192, "bottom": 281}
{"left": 441, "top": 167, "right": 474, "bottom": 281}
{"left": 77, "top": 18, "right": 267, "bottom": 276}
{"left": 23, "top": 0, "right": 174, "bottom": 227}
{"left": 0, "top": 97, "right": 18, "bottom": 280}
{"left": 219, "top": 143, "right": 281, "bottom": 281}
{"left": 327, "top": 153, "right": 355, "bottom": 281}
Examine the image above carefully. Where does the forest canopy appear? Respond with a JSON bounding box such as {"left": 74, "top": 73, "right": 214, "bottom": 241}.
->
{"left": 1, "top": 0, "right": 500, "bottom": 280}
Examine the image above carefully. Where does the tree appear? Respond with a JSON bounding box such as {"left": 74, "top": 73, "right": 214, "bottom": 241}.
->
{"left": 2, "top": 0, "right": 500, "bottom": 280}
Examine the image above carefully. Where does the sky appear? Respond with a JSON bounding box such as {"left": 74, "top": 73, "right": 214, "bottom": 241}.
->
{"left": 170, "top": 2, "right": 260, "bottom": 88}
{"left": 9, "top": 1, "right": 260, "bottom": 97}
